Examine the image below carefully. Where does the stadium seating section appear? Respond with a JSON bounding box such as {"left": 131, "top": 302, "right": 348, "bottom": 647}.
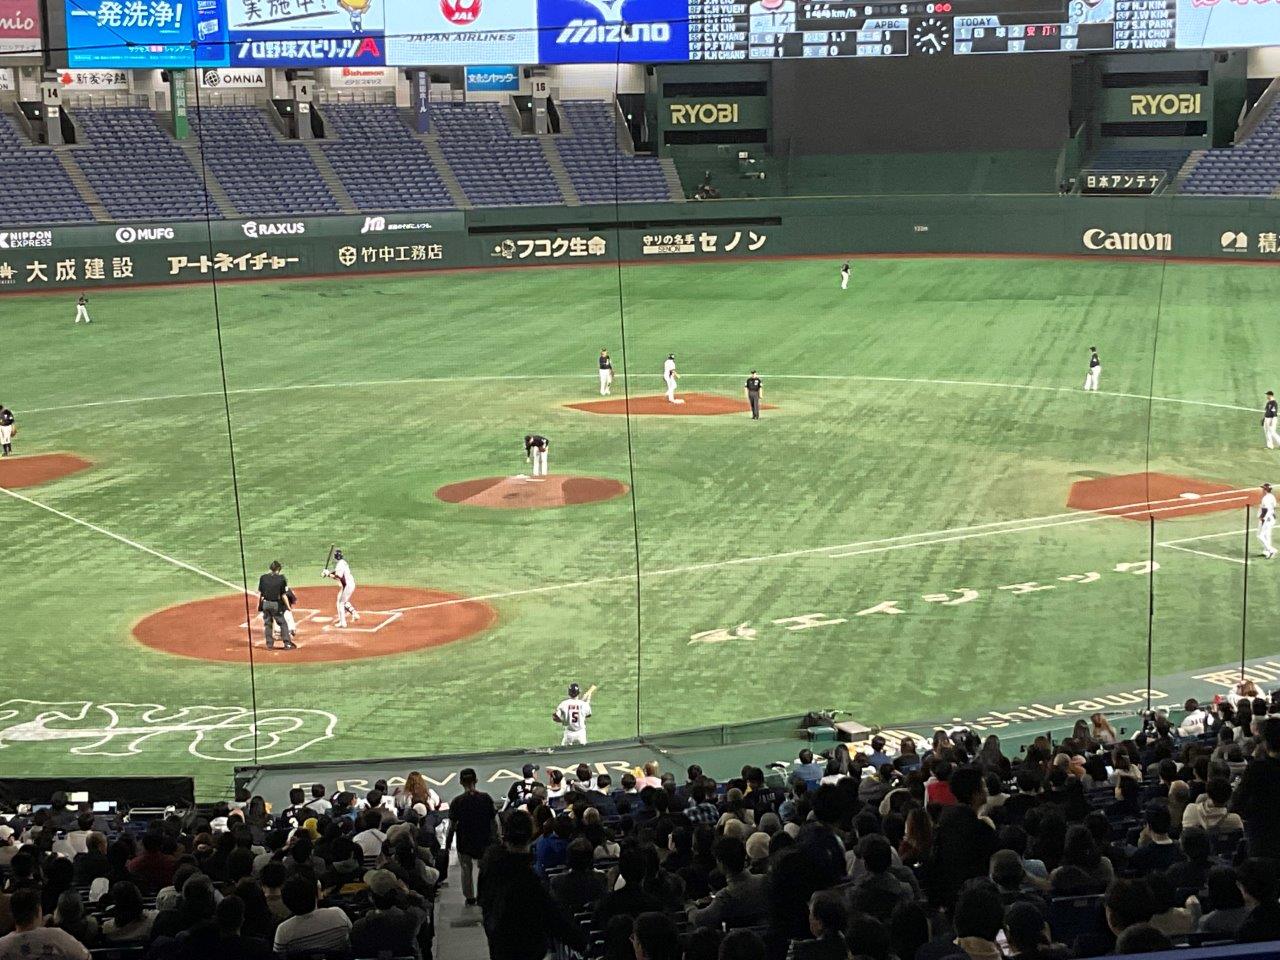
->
{"left": 558, "top": 100, "right": 676, "bottom": 203}
{"left": 0, "top": 115, "right": 92, "bottom": 225}
{"left": 319, "top": 104, "right": 455, "bottom": 212}
{"left": 429, "top": 101, "right": 564, "bottom": 207}
{"left": 1181, "top": 96, "right": 1280, "bottom": 196}
{"left": 73, "top": 108, "right": 222, "bottom": 221}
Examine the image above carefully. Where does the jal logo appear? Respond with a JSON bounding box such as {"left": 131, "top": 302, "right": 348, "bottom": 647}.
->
{"left": 440, "top": 0, "right": 480, "bottom": 24}
{"left": 1221, "top": 231, "right": 1248, "bottom": 252}
{"left": 241, "top": 220, "right": 305, "bottom": 239}
{"left": 669, "top": 102, "right": 739, "bottom": 125}
{"left": 115, "top": 226, "right": 175, "bottom": 244}
{"left": 1129, "top": 93, "right": 1201, "bottom": 117}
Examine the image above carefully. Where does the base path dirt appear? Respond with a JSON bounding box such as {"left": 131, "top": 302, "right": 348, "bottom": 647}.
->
{"left": 1067, "top": 472, "right": 1260, "bottom": 521}
{"left": 435, "top": 474, "right": 629, "bottom": 509}
{"left": 0, "top": 453, "right": 93, "bottom": 489}
{"left": 565, "top": 393, "right": 777, "bottom": 416}
{"left": 133, "top": 585, "right": 497, "bottom": 664}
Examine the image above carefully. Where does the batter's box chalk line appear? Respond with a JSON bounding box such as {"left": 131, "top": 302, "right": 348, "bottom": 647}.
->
{"left": 319, "top": 610, "right": 402, "bottom": 634}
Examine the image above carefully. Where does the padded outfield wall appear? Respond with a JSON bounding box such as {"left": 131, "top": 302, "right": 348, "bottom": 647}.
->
{"left": 1, "top": 196, "right": 1280, "bottom": 294}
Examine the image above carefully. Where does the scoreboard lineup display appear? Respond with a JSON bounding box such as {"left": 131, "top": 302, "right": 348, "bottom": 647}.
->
{"left": 687, "top": 0, "right": 1174, "bottom": 60}
{"left": 61, "top": 0, "right": 1276, "bottom": 66}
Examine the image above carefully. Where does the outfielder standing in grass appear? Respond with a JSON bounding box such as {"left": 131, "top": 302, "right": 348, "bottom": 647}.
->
{"left": 322, "top": 549, "right": 359, "bottom": 627}
{"left": 525, "top": 434, "right": 549, "bottom": 477}
{"left": 599, "top": 349, "right": 614, "bottom": 396}
{"left": 840, "top": 261, "right": 850, "bottom": 290}
{"left": 1084, "top": 346, "right": 1101, "bottom": 391}
{"left": 1263, "top": 392, "right": 1279, "bottom": 450}
{"left": 0, "top": 403, "right": 14, "bottom": 456}
{"left": 1260, "top": 483, "right": 1277, "bottom": 560}
{"left": 74, "top": 293, "right": 91, "bottom": 324}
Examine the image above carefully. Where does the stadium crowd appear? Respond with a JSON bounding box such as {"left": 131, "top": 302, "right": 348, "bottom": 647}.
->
{"left": 0, "top": 694, "right": 1278, "bottom": 960}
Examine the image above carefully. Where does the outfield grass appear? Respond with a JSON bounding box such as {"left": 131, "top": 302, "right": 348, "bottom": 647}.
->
{"left": 2, "top": 255, "right": 1278, "bottom": 793}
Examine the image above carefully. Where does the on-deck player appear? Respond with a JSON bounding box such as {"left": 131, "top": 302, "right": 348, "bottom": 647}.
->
{"left": 553, "top": 683, "right": 592, "bottom": 746}
{"left": 1084, "top": 346, "right": 1101, "bottom": 391}
{"left": 74, "top": 293, "right": 91, "bottom": 324}
{"left": 598, "top": 349, "right": 614, "bottom": 396}
{"left": 840, "top": 261, "right": 850, "bottom": 290}
{"left": 1260, "top": 483, "right": 1277, "bottom": 560}
{"left": 1263, "top": 392, "right": 1279, "bottom": 450}
{"left": 0, "top": 403, "right": 14, "bottom": 457}
{"left": 322, "top": 549, "right": 360, "bottom": 628}
{"left": 525, "top": 434, "right": 549, "bottom": 477}
{"left": 664, "top": 354, "right": 680, "bottom": 403}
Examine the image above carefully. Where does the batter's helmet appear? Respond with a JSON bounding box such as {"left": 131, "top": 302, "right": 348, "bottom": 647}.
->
{"left": 333, "top": 549, "right": 344, "bottom": 560}
{"left": 568, "top": 683, "right": 581, "bottom": 698}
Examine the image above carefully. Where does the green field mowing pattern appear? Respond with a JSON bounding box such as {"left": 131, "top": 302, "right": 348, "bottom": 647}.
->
{"left": 1, "top": 256, "right": 1277, "bottom": 792}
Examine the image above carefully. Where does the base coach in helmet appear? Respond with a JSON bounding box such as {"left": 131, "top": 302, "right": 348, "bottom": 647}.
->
{"left": 553, "top": 683, "right": 592, "bottom": 746}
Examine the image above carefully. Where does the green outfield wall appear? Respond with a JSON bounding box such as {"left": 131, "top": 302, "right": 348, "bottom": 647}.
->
{"left": 3, "top": 196, "right": 1280, "bottom": 294}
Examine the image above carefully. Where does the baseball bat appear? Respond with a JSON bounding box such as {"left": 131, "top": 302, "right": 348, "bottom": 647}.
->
{"left": 584, "top": 684, "right": 598, "bottom": 703}
{"left": 323, "top": 543, "right": 335, "bottom": 573}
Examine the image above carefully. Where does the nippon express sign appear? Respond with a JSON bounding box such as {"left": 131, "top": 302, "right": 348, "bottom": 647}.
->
{"left": 536, "top": 0, "right": 688, "bottom": 64}
{"left": 465, "top": 65, "right": 518, "bottom": 91}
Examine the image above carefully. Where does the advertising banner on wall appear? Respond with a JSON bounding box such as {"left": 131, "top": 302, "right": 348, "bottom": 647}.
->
{"left": 64, "top": 0, "right": 223, "bottom": 67}
{"left": 322, "top": 65, "right": 394, "bottom": 86}
{"left": 0, "top": 0, "right": 41, "bottom": 56}
{"left": 384, "top": 0, "right": 537, "bottom": 70}
{"left": 224, "top": 0, "right": 385, "bottom": 65}
{"left": 56, "top": 68, "right": 130, "bottom": 88}
{"left": 464, "top": 64, "right": 519, "bottom": 91}
{"left": 536, "top": 0, "right": 689, "bottom": 64}
{"left": 198, "top": 66, "right": 266, "bottom": 87}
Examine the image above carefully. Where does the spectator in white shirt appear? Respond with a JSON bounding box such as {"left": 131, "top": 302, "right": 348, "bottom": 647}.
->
{"left": 1179, "top": 699, "right": 1211, "bottom": 738}
{"left": 0, "top": 888, "right": 90, "bottom": 960}
{"left": 352, "top": 810, "right": 387, "bottom": 860}
{"left": 304, "top": 784, "right": 332, "bottom": 816}
{"left": 273, "top": 876, "right": 352, "bottom": 957}
{"left": 52, "top": 813, "right": 96, "bottom": 860}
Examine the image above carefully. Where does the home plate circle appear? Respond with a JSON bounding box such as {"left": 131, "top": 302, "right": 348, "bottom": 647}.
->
{"left": 132, "top": 586, "right": 498, "bottom": 664}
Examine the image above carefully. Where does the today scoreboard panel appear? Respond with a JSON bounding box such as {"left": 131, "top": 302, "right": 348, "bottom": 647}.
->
{"left": 687, "top": 0, "right": 1181, "bottom": 60}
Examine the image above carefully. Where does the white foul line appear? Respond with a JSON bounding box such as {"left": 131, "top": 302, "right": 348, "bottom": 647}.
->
{"left": 1159, "top": 528, "right": 1250, "bottom": 546}
{"left": 1159, "top": 544, "right": 1246, "bottom": 565}
{"left": 0, "top": 485, "right": 246, "bottom": 593}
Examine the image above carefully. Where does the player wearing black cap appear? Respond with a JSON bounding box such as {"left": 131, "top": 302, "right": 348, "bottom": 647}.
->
{"left": 553, "top": 683, "right": 592, "bottom": 746}
{"left": 1263, "top": 391, "right": 1279, "bottom": 449}
{"left": 598, "top": 349, "right": 614, "bottom": 396}
{"left": 745, "top": 370, "right": 763, "bottom": 420}
{"left": 524, "top": 434, "right": 549, "bottom": 477}
{"left": 1084, "top": 346, "right": 1101, "bottom": 392}
{"left": 0, "top": 404, "right": 15, "bottom": 456}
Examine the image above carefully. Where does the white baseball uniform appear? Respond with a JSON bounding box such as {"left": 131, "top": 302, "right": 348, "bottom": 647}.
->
{"left": 840, "top": 264, "right": 850, "bottom": 289}
{"left": 555, "top": 696, "right": 592, "bottom": 746}
{"left": 1084, "top": 351, "right": 1101, "bottom": 391}
{"left": 599, "top": 354, "right": 613, "bottom": 396}
{"left": 329, "top": 557, "right": 359, "bottom": 626}
{"left": 1259, "top": 491, "right": 1277, "bottom": 559}
{"left": 74, "top": 297, "right": 91, "bottom": 323}
{"left": 664, "top": 357, "right": 678, "bottom": 402}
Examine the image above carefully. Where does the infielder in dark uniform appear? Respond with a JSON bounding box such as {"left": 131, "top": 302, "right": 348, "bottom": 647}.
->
{"left": 524, "top": 434, "right": 550, "bottom": 477}
{"left": 745, "top": 371, "right": 763, "bottom": 420}
{"left": 0, "top": 404, "right": 15, "bottom": 456}
{"left": 1264, "top": 391, "right": 1279, "bottom": 450}
{"left": 257, "top": 560, "right": 296, "bottom": 650}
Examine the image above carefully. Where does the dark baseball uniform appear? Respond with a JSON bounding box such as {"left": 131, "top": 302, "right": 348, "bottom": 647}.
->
{"left": 1264, "top": 398, "right": 1279, "bottom": 448}
{"left": 257, "top": 570, "right": 293, "bottom": 648}
{"left": 745, "top": 376, "right": 763, "bottom": 419}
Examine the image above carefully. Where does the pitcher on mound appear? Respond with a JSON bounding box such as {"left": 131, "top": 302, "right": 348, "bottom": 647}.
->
{"left": 664, "top": 354, "right": 682, "bottom": 403}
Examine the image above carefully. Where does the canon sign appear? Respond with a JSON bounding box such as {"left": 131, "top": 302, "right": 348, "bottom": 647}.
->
{"left": 1081, "top": 228, "right": 1172, "bottom": 252}
{"left": 241, "top": 221, "right": 306, "bottom": 239}
{"left": 115, "top": 226, "right": 175, "bottom": 244}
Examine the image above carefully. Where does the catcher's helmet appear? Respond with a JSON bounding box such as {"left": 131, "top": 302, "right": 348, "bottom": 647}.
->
{"left": 333, "top": 549, "right": 344, "bottom": 560}
{"left": 568, "top": 683, "right": 581, "bottom": 698}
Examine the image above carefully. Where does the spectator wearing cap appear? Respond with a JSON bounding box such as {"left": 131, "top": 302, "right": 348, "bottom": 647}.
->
{"left": 688, "top": 837, "right": 768, "bottom": 929}
{"left": 273, "top": 876, "right": 351, "bottom": 956}
{"left": 1231, "top": 716, "right": 1280, "bottom": 858}
{"left": 745, "top": 832, "right": 771, "bottom": 873}
{"left": 506, "top": 764, "right": 541, "bottom": 810}
{"left": 0, "top": 888, "right": 89, "bottom": 960}
{"left": 1236, "top": 857, "right": 1280, "bottom": 942}
{"left": 350, "top": 869, "right": 429, "bottom": 960}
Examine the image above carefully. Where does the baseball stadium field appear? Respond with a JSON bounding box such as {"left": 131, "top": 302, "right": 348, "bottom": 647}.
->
{"left": 2, "top": 253, "right": 1277, "bottom": 793}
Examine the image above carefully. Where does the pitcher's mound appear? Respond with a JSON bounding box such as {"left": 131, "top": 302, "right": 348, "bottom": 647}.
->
{"left": 1067, "top": 472, "right": 1259, "bottom": 521}
{"left": 436, "top": 474, "right": 630, "bottom": 509}
{"left": 133, "top": 586, "right": 497, "bottom": 663}
{"left": 0, "top": 453, "right": 93, "bottom": 489}
{"left": 566, "top": 393, "right": 776, "bottom": 416}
